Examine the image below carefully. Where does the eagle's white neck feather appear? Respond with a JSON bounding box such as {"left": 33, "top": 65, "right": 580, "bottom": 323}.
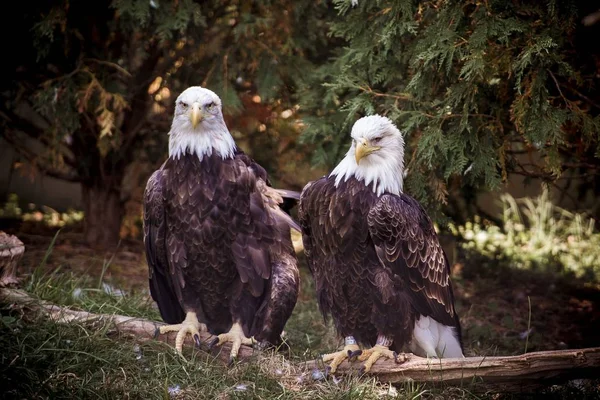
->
{"left": 331, "top": 152, "right": 403, "bottom": 196}
{"left": 330, "top": 115, "right": 405, "bottom": 197}
{"left": 168, "top": 123, "right": 235, "bottom": 161}
{"left": 167, "top": 86, "right": 236, "bottom": 161}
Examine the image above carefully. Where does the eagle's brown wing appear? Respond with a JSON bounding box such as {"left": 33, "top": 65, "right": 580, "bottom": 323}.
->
{"left": 234, "top": 149, "right": 300, "bottom": 224}
{"left": 143, "top": 168, "right": 185, "bottom": 324}
{"left": 233, "top": 152, "right": 300, "bottom": 344}
{"left": 228, "top": 153, "right": 299, "bottom": 297}
{"left": 297, "top": 177, "right": 348, "bottom": 317}
{"left": 297, "top": 178, "right": 324, "bottom": 277}
{"left": 367, "top": 194, "right": 459, "bottom": 328}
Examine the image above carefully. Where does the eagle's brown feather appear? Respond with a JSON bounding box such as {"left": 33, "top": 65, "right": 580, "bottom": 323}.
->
{"left": 367, "top": 194, "right": 458, "bottom": 326}
{"left": 299, "top": 176, "right": 462, "bottom": 352}
{"left": 144, "top": 150, "right": 299, "bottom": 345}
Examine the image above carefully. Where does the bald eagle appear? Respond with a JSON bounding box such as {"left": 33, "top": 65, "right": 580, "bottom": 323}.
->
{"left": 298, "top": 115, "right": 463, "bottom": 374}
{"left": 144, "top": 86, "right": 300, "bottom": 361}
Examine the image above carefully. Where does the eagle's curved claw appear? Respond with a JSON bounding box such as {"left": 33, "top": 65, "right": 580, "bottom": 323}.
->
{"left": 357, "top": 345, "right": 404, "bottom": 373}
{"left": 348, "top": 349, "right": 362, "bottom": 361}
{"left": 153, "top": 326, "right": 161, "bottom": 339}
{"left": 209, "top": 322, "right": 254, "bottom": 362}
{"left": 321, "top": 343, "right": 360, "bottom": 374}
{"left": 394, "top": 351, "right": 407, "bottom": 364}
{"left": 156, "top": 312, "right": 207, "bottom": 353}
{"left": 394, "top": 352, "right": 406, "bottom": 364}
{"left": 208, "top": 337, "right": 220, "bottom": 350}
{"left": 193, "top": 334, "right": 202, "bottom": 348}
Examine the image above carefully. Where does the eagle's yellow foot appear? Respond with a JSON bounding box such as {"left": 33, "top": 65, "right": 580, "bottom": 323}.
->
{"left": 208, "top": 322, "right": 255, "bottom": 365}
{"left": 321, "top": 344, "right": 361, "bottom": 374}
{"left": 357, "top": 344, "right": 405, "bottom": 373}
{"left": 156, "top": 312, "right": 207, "bottom": 353}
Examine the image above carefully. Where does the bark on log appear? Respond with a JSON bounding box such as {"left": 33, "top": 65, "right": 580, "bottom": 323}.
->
{"left": 0, "top": 231, "right": 24, "bottom": 287}
{"left": 303, "top": 348, "right": 600, "bottom": 392}
{"left": 2, "top": 287, "right": 599, "bottom": 393}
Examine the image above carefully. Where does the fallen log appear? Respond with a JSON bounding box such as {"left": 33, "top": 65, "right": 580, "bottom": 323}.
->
{"left": 2, "top": 287, "right": 599, "bottom": 393}
{"left": 303, "top": 348, "right": 600, "bottom": 392}
{"left": 0, "top": 288, "right": 254, "bottom": 362}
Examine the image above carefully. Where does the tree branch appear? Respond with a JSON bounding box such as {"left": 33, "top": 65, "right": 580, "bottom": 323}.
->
{"left": 547, "top": 69, "right": 570, "bottom": 107}
{"left": 303, "top": 348, "right": 600, "bottom": 392}
{"left": 3, "top": 132, "right": 81, "bottom": 183}
{"left": 0, "top": 108, "right": 77, "bottom": 168}
{"left": 560, "top": 83, "right": 600, "bottom": 111}
{"left": 358, "top": 85, "right": 413, "bottom": 101}
{"left": 84, "top": 58, "right": 132, "bottom": 78}
{"left": 117, "top": 44, "right": 165, "bottom": 164}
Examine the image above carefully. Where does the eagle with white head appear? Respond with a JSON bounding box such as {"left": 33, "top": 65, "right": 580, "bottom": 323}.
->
{"left": 144, "top": 86, "right": 300, "bottom": 361}
{"left": 298, "top": 115, "right": 464, "bottom": 374}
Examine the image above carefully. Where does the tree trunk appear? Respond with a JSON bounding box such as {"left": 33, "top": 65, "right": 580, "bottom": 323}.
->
{"left": 81, "top": 181, "right": 124, "bottom": 249}
{"left": 0, "top": 232, "right": 24, "bottom": 287}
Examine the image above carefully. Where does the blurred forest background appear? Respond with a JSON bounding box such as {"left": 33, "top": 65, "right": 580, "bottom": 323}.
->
{"left": 2, "top": 0, "right": 600, "bottom": 248}
{"left": 1, "top": 1, "right": 600, "bottom": 398}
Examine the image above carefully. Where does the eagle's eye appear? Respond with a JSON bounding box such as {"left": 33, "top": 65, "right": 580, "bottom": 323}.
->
{"left": 179, "top": 101, "right": 189, "bottom": 108}
{"left": 372, "top": 136, "right": 383, "bottom": 144}
{"left": 205, "top": 102, "right": 216, "bottom": 111}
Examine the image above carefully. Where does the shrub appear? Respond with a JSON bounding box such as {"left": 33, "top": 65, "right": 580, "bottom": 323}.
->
{"left": 451, "top": 188, "right": 600, "bottom": 281}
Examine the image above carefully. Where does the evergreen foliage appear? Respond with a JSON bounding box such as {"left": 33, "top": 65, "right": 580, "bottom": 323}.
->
{"left": 298, "top": 0, "right": 600, "bottom": 219}
{"left": 1, "top": 0, "right": 332, "bottom": 246}
{"left": 3, "top": 0, "right": 600, "bottom": 240}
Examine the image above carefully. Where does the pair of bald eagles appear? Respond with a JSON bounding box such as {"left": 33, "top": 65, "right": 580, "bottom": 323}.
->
{"left": 144, "top": 87, "right": 464, "bottom": 373}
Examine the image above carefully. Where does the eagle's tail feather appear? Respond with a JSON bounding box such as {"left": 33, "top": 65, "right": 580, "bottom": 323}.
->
{"left": 273, "top": 207, "right": 302, "bottom": 232}
{"left": 273, "top": 189, "right": 301, "bottom": 218}
{"left": 273, "top": 188, "right": 300, "bottom": 200}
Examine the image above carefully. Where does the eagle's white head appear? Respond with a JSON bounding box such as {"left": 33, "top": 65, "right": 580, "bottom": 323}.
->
{"left": 168, "top": 86, "right": 236, "bottom": 160}
{"left": 330, "top": 115, "right": 405, "bottom": 196}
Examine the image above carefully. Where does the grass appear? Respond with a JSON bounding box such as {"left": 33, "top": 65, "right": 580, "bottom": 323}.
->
{"left": 2, "top": 243, "right": 438, "bottom": 399}
{"left": 0, "top": 311, "right": 427, "bottom": 399}
{"left": 2, "top": 232, "right": 600, "bottom": 399}
{"left": 450, "top": 188, "right": 600, "bottom": 282}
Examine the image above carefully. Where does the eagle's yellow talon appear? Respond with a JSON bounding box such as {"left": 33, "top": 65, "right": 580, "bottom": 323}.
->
{"left": 210, "top": 322, "right": 255, "bottom": 360}
{"left": 357, "top": 344, "right": 400, "bottom": 373}
{"left": 157, "top": 312, "right": 207, "bottom": 353}
{"left": 321, "top": 343, "right": 360, "bottom": 374}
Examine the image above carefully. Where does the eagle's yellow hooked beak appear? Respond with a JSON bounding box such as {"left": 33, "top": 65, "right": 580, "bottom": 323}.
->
{"left": 190, "top": 102, "right": 203, "bottom": 128}
{"left": 355, "top": 138, "right": 381, "bottom": 164}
